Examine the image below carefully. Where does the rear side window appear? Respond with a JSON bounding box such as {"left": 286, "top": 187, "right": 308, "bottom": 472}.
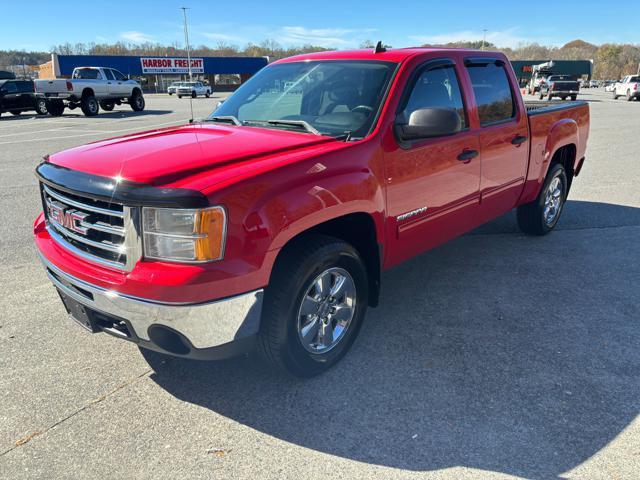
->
{"left": 74, "top": 68, "right": 101, "bottom": 79}
{"left": 466, "top": 63, "right": 516, "bottom": 126}
{"left": 403, "top": 65, "right": 467, "bottom": 129}
{"left": 2, "top": 82, "right": 17, "bottom": 93}
{"left": 630, "top": 76, "right": 640, "bottom": 83}
{"left": 15, "top": 81, "right": 33, "bottom": 93}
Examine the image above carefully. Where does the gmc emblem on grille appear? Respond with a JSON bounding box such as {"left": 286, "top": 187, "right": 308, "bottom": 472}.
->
{"left": 48, "top": 201, "right": 89, "bottom": 234}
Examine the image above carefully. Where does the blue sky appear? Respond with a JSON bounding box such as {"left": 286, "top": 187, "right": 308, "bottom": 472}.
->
{"left": 1, "top": 0, "right": 637, "bottom": 52}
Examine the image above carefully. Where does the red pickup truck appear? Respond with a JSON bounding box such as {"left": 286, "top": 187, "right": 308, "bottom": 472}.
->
{"left": 34, "top": 47, "right": 589, "bottom": 376}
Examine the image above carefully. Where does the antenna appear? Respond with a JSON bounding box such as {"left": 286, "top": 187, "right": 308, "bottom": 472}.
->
{"left": 181, "top": 7, "right": 194, "bottom": 122}
{"left": 373, "top": 41, "right": 386, "bottom": 54}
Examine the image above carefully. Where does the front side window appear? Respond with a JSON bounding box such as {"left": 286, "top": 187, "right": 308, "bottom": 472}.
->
{"left": 403, "top": 64, "right": 467, "bottom": 129}
{"left": 466, "top": 63, "right": 516, "bottom": 126}
{"left": 104, "top": 69, "right": 115, "bottom": 81}
{"left": 112, "top": 70, "right": 126, "bottom": 81}
{"left": 212, "top": 60, "right": 396, "bottom": 138}
{"left": 2, "top": 82, "right": 17, "bottom": 94}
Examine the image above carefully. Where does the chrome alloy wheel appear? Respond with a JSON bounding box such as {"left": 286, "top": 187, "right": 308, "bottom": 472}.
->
{"left": 543, "top": 176, "right": 563, "bottom": 226}
{"left": 297, "top": 267, "right": 357, "bottom": 354}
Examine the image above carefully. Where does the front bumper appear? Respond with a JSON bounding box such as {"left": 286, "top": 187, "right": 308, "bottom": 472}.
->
{"left": 39, "top": 253, "right": 264, "bottom": 360}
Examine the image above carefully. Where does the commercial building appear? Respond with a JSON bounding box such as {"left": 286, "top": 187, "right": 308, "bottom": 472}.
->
{"left": 38, "top": 53, "right": 269, "bottom": 92}
{"left": 510, "top": 60, "right": 593, "bottom": 87}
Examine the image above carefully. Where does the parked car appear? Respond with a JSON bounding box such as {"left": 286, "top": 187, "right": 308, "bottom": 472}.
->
{"left": 539, "top": 75, "right": 580, "bottom": 101}
{"left": 589, "top": 80, "right": 599, "bottom": 88}
{"left": 167, "top": 82, "right": 184, "bottom": 95}
{"left": 176, "top": 81, "right": 212, "bottom": 98}
{"left": 526, "top": 61, "right": 554, "bottom": 95}
{"left": 35, "top": 67, "right": 145, "bottom": 116}
{"left": 612, "top": 75, "right": 640, "bottom": 101}
{"left": 604, "top": 81, "right": 616, "bottom": 92}
{"left": 33, "top": 48, "right": 590, "bottom": 377}
{"left": 0, "top": 79, "right": 48, "bottom": 117}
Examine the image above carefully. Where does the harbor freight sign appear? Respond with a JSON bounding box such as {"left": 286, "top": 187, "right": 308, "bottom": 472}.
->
{"left": 140, "top": 57, "right": 204, "bottom": 74}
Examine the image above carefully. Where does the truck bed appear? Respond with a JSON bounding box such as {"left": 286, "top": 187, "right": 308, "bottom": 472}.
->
{"left": 524, "top": 100, "right": 587, "bottom": 114}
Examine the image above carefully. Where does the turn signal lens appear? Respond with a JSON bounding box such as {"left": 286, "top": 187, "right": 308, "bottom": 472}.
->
{"left": 142, "top": 206, "right": 226, "bottom": 263}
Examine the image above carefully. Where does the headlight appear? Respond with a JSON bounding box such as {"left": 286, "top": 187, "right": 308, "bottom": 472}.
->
{"left": 142, "top": 206, "right": 226, "bottom": 262}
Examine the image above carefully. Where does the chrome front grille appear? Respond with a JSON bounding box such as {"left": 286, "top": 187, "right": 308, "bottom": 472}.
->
{"left": 41, "top": 183, "right": 142, "bottom": 271}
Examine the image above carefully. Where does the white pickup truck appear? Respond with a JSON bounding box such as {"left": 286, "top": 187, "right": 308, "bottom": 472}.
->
{"left": 176, "top": 81, "right": 212, "bottom": 98}
{"left": 35, "top": 67, "right": 145, "bottom": 116}
{"left": 612, "top": 75, "right": 640, "bottom": 101}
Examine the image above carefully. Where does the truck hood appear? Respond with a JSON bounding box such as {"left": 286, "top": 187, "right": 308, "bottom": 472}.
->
{"left": 48, "top": 123, "right": 338, "bottom": 186}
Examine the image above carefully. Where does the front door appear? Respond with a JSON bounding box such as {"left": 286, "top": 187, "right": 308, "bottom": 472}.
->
{"left": 385, "top": 60, "right": 481, "bottom": 266}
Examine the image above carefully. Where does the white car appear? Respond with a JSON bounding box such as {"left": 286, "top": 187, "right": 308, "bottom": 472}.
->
{"left": 167, "top": 82, "right": 184, "bottom": 95}
{"left": 35, "top": 67, "right": 144, "bottom": 116}
{"left": 176, "top": 81, "right": 212, "bottom": 98}
{"left": 612, "top": 75, "right": 640, "bottom": 101}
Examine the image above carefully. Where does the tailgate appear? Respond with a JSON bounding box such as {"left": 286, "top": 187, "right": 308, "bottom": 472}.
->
{"left": 552, "top": 81, "right": 579, "bottom": 91}
{"left": 34, "top": 79, "right": 69, "bottom": 94}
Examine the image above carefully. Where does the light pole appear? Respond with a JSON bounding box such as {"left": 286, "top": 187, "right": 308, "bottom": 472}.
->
{"left": 181, "top": 7, "right": 192, "bottom": 82}
{"left": 481, "top": 29, "right": 488, "bottom": 51}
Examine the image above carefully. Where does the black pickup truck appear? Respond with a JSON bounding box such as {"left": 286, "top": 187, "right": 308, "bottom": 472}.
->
{"left": 0, "top": 79, "right": 48, "bottom": 117}
{"left": 538, "top": 75, "right": 580, "bottom": 101}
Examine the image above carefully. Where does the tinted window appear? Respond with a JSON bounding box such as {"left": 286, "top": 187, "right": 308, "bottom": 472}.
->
{"left": 112, "top": 70, "right": 126, "bottom": 81}
{"left": 104, "top": 69, "right": 115, "bottom": 81}
{"left": 403, "top": 65, "right": 466, "bottom": 129}
{"left": 630, "top": 76, "right": 639, "bottom": 83}
{"left": 2, "top": 82, "right": 17, "bottom": 93}
{"left": 15, "top": 81, "right": 33, "bottom": 93}
{"left": 74, "top": 68, "right": 101, "bottom": 79}
{"left": 467, "top": 63, "right": 516, "bottom": 126}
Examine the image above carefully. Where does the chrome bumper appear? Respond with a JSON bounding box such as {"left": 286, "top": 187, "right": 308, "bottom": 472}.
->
{"left": 39, "top": 253, "right": 263, "bottom": 352}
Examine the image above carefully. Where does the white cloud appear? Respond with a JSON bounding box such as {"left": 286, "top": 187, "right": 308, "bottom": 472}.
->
{"left": 120, "top": 31, "right": 155, "bottom": 43}
{"left": 409, "top": 28, "right": 554, "bottom": 49}
{"left": 202, "top": 32, "right": 245, "bottom": 43}
{"left": 279, "top": 26, "right": 377, "bottom": 48}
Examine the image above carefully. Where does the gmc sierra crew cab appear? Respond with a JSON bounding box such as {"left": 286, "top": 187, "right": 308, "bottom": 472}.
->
{"left": 34, "top": 47, "right": 590, "bottom": 377}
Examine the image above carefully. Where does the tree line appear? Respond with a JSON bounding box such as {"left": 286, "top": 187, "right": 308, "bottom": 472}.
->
{"left": 1, "top": 38, "right": 638, "bottom": 80}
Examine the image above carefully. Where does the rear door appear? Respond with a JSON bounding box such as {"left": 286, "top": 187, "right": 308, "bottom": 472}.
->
{"left": 463, "top": 58, "right": 529, "bottom": 219}
{"left": 15, "top": 81, "right": 34, "bottom": 109}
{"left": 384, "top": 59, "right": 481, "bottom": 265}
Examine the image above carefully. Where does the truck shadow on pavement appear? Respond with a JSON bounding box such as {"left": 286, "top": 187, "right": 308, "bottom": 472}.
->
{"left": 142, "top": 200, "right": 640, "bottom": 479}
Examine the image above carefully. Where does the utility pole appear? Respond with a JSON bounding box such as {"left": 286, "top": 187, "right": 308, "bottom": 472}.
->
{"left": 481, "top": 29, "right": 488, "bottom": 51}
{"left": 181, "top": 7, "right": 192, "bottom": 82}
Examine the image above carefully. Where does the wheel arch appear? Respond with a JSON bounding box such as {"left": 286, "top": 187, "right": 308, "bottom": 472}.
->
{"left": 270, "top": 213, "right": 382, "bottom": 307}
{"left": 81, "top": 88, "right": 95, "bottom": 98}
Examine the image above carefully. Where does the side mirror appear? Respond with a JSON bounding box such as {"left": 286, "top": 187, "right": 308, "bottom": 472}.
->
{"left": 396, "top": 108, "right": 462, "bottom": 141}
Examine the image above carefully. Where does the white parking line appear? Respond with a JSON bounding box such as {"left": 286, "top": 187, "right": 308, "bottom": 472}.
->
{"left": 0, "top": 118, "right": 190, "bottom": 145}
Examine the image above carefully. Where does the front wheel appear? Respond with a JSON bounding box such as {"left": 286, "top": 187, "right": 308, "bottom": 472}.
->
{"left": 129, "top": 91, "right": 145, "bottom": 111}
{"left": 205, "top": 91, "right": 210, "bottom": 98}
{"left": 517, "top": 163, "right": 568, "bottom": 235}
{"left": 258, "top": 235, "right": 368, "bottom": 377}
{"left": 571, "top": 95, "right": 577, "bottom": 101}
{"left": 191, "top": 91, "right": 197, "bottom": 98}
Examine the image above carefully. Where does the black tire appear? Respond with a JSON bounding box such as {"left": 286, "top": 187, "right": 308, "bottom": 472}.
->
{"left": 627, "top": 90, "right": 633, "bottom": 101}
{"left": 613, "top": 91, "right": 619, "bottom": 100}
{"left": 205, "top": 91, "right": 210, "bottom": 98}
{"left": 99, "top": 101, "right": 115, "bottom": 111}
{"left": 547, "top": 92, "right": 553, "bottom": 101}
{"left": 35, "top": 98, "right": 48, "bottom": 115}
{"left": 538, "top": 91, "right": 544, "bottom": 100}
{"left": 191, "top": 91, "right": 197, "bottom": 98}
{"left": 571, "top": 95, "right": 577, "bottom": 101}
{"left": 517, "top": 163, "right": 568, "bottom": 236}
{"left": 129, "top": 90, "right": 145, "bottom": 111}
{"left": 178, "top": 95, "right": 182, "bottom": 99}
{"left": 46, "top": 99, "right": 65, "bottom": 116}
{"left": 258, "top": 235, "right": 369, "bottom": 377}
{"left": 10, "top": 110, "right": 21, "bottom": 116}
{"left": 80, "top": 95, "right": 99, "bottom": 116}
{"left": 168, "top": 92, "right": 173, "bottom": 95}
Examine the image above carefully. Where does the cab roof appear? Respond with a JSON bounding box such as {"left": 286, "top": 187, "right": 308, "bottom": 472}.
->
{"left": 274, "top": 47, "right": 497, "bottom": 64}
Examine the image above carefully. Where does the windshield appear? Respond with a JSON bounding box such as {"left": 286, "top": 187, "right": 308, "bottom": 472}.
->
{"left": 211, "top": 60, "right": 396, "bottom": 138}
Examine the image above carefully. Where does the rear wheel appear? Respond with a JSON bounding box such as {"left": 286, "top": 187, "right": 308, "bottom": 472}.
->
{"left": 627, "top": 90, "right": 633, "bottom": 101}
{"left": 517, "top": 163, "right": 568, "bottom": 235}
{"left": 129, "top": 90, "right": 145, "bottom": 111}
{"left": 99, "top": 101, "right": 115, "bottom": 111}
{"left": 46, "top": 99, "right": 65, "bottom": 116}
{"left": 35, "top": 98, "right": 48, "bottom": 115}
{"left": 80, "top": 95, "right": 99, "bottom": 116}
{"left": 571, "top": 95, "right": 577, "bottom": 101}
{"left": 178, "top": 95, "right": 182, "bottom": 99}
{"left": 258, "top": 235, "right": 368, "bottom": 377}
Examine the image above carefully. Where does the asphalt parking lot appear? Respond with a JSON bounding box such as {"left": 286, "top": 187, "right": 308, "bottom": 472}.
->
{"left": 1, "top": 89, "right": 639, "bottom": 480}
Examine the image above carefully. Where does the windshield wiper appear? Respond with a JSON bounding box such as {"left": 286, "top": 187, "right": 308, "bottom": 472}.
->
{"left": 206, "top": 115, "right": 242, "bottom": 126}
{"left": 243, "top": 119, "right": 321, "bottom": 135}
